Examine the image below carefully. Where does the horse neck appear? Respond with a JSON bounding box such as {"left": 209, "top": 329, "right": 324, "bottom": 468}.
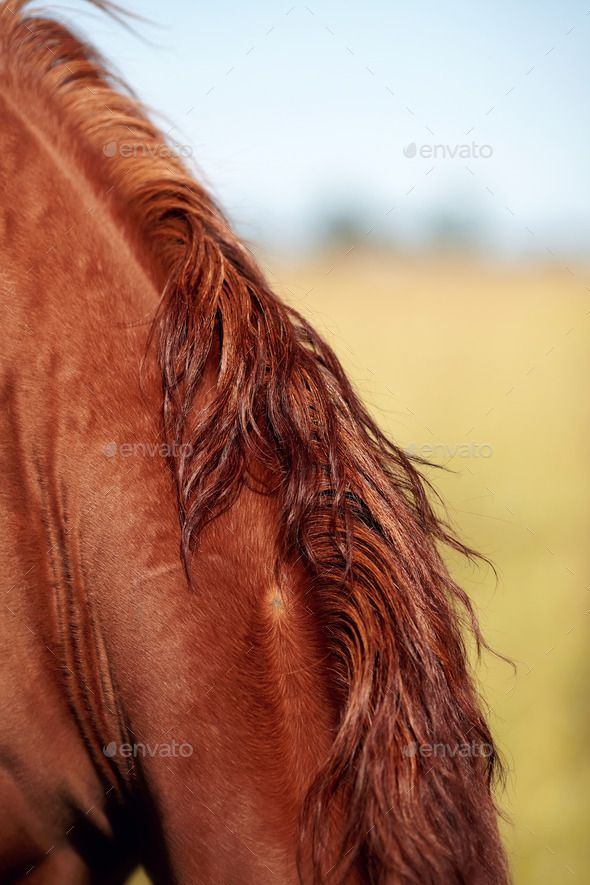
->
{"left": 0, "top": 77, "right": 343, "bottom": 883}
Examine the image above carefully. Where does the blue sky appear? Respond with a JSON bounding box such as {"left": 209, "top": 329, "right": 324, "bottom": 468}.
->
{"left": 56, "top": 0, "right": 590, "bottom": 257}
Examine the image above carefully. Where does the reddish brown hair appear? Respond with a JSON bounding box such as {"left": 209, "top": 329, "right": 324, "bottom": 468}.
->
{"left": 0, "top": 2, "right": 511, "bottom": 881}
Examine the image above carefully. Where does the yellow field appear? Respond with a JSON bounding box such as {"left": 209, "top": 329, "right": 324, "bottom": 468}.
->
{"left": 128, "top": 248, "right": 590, "bottom": 884}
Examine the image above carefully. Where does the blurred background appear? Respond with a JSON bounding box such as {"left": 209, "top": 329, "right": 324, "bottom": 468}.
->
{"left": 57, "top": 0, "right": 590, "bottom": 881}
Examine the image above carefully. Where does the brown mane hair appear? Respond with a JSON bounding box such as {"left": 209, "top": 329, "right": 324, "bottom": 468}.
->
{"left": 0, "top": 2, "right": 511, "bottom": 881}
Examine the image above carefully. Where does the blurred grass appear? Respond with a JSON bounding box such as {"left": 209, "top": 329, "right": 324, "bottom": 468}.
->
{"left": 128, "top": 247, "right": 590, "bottom": 884}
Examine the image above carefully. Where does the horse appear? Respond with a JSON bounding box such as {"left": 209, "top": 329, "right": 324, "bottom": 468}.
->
{"left": 0, "top": 2, "right": 511, "bottom": 882}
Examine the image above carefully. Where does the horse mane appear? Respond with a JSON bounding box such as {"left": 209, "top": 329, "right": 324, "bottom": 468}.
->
{"left": 0, "top": 2, "right": 511, "bottom": 882}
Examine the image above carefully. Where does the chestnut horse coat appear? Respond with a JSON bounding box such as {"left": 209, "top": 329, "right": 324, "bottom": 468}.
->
{"left": 0, "top": 2, "right": 510, "bottom": 883}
